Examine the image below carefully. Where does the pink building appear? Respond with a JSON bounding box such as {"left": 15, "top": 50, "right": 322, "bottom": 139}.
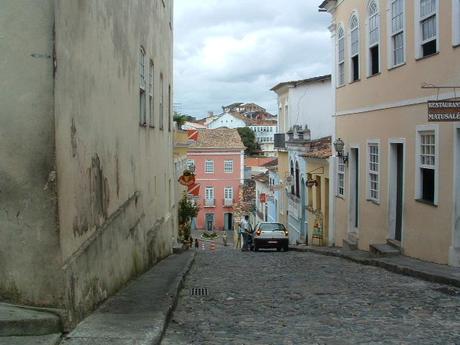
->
{"left": 188, "top": 128, "right": 245, "bottom": 231}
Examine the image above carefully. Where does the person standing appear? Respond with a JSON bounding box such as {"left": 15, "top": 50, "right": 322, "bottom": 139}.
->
{"left": 239, "top": 215, "right": 251, "bottom": 251}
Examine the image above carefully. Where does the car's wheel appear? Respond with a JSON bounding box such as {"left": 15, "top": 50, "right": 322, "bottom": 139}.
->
{"left": 254, "top": 244, "right": 259, "bottom": 252}
{"left": 276, "top": 247, "right": 281, "bottom": 252}
{"left": 284, "top": 244, "right": 289, "bottom": 252}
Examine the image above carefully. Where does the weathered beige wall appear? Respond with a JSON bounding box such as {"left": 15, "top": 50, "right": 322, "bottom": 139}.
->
{"left": 335, "top": 104, "right": 454, "bottom": 264}
{"left": 0, "top": 0, "right": 64, "bottom": 307}
{"left": 277, "top": 151, "right": 289, "bottom": 228}
{"left": 54, "top": 0, "right": 174, "bottom": 323}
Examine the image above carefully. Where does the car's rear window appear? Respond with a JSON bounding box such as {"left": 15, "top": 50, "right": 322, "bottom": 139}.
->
{"left": 259, "top": 223, "right": 286, "bottom": 232}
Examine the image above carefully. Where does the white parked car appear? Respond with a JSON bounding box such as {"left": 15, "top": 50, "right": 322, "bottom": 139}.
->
{"left": 253, "top": 222, "right": 289, "bottom": 252}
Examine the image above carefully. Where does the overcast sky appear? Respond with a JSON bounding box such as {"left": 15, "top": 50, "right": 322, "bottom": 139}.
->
{"left": 173, "top": 0, "right": 331, "bottom": 118}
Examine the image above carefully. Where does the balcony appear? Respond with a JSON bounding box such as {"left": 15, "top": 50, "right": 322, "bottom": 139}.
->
{"left": 223, "top": 198, "right": 234, "bottom": 207}
{"left": 274, "top": 133, "right": 286, "bottom": 150}
{"left": 204, "top": 198, "right": 215, "bottom": 207}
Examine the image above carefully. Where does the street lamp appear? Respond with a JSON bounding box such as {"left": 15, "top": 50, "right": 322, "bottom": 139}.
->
{"left": 333, "top": 138, "right": 349, "bottom": 164}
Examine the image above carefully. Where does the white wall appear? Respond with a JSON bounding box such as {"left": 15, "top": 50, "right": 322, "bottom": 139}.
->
{"left": 288, "top": 79, "right": 333, "bottom": 140}
{"left": 207, "top": 113, "right": 246, "bottom": 129}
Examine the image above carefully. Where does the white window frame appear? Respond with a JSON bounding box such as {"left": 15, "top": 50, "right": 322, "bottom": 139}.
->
{"left": 349, "top": 12, "right": 360, "bottom": 82}
{"left": 224, "top": 187, "right": 233, "bottom": 200}
{"left": 453, "top": 0, "right": 460, "bottom": 46}
{"left": 387, "top": 0, "right": 406, "bottom": 68}
{"left": 414, "top": 0, "right": 439, "bottom": 59}
{"left": 205, "top": 160, "right": 214, "bottom": 173}
{"left": 139, "top": 46, "right": 146, "bottom": 126}
{"left": 367, "top": 140, "right": 380, "bottom": 203}
{"left": 337, "top": 23, "right": 346, "bottom": 87}
{"left": 415, "top": 124, "right": 439, "bottom": 205}
{"left": 367, "top": 0, "right": 381, "bottom": 76}
{"left": 205, "top": 187, "right": 214, "bottom": 200}
{"left": 148, "top": 59, "right": 154, "bottom": 127}
{"left": 337, "top": 156, "right": 345, "bottom": 197}
{"left": 224, "top": 160, "right": 233, "bottom": 173}
{"left": 186, "top": 159, "right": 195, "bottom": 171}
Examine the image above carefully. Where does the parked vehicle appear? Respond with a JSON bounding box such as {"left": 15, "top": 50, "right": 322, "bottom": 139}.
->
{"left": 253, "top": 222, "right": 289, "bottom": 252}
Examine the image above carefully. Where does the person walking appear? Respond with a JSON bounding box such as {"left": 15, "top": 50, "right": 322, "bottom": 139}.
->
{"left": 239, "top": 215, "right": 252, "bottom": 251}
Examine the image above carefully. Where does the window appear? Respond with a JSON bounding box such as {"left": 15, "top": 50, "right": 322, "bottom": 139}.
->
{"left": 205, "top": 187, "right": 215, "bottom": 205}
{"left": 186, "top": 159, "right": 195, "bottom": 171}
{"left": 337, "top": 157, "right": 345, "bottom": 197}
{"left": 368, "top": 1, "right": 380, "bottom": 76}
{"left": 224, "top": 160, "right": 233, "bottom": 173}
{"left": 416, "top": 0, "right": 438, "bottom": 58}
{"left": 350, "top": 14, "right": 360, "bottom": 82}
{"left": 295, "top": 161, "right": 300, "bottom": 198}
{"left": 168, "top": 85, "right": 171, "bottom": 132}
{"left": 368, "top": 143, "right": 380, "bottom": 201}
{"left": 337, "top": 25, "right": 345, "bottom": 86}
{"left": 389, "top": 0, "right": 405, "bottom": 67}
{"left": 290, "top": 160, "right": 295, "bottom": 195}
{"left": 139, "top": 47, "right": 146, "bottom": 126}
{"left": 205, "top": 160, "right": 214, "bottom": 173}
{"left": 149, "top": 60, "right": 154, "bottom": 127}
{"left": 159, "top": 73, "right": 164, "bottom": 130}
{"left": 224, "top": 187, "right": 233, "bottom": 200}
{"left": 307, "top": 173, "right": 313, "bottom": 208}
{"left": 416, "top": 127, "right": 438, "bottom": 204}
{"left": 454, "top": 0, "right": 460, "bottom": 46}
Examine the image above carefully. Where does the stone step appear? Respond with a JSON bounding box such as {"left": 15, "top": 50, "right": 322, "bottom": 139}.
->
{"left": 0, "top": 334, "right": 61, "bottom": 345}
{"left": 0, "top": 303, "right": 61, "bottom": 337}
{"left": 369, "top": 243, "right": 401, "bottom": 257}
{"left": 342, "top": 239, "right": 358, "bottom": 251}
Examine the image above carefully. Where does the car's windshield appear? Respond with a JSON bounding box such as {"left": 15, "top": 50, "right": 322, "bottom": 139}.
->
{"left": 259, "top": 223, "right": 286, "bottom": 232}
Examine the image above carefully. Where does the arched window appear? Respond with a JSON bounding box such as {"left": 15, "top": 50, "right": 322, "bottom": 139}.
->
{"left": 290, "top": 160, "right": 295, "bottom": 195}
{"left": 350, "top": 13, "right": 360, "bottom": 82}
{"left": 368, "top": 1, "right": 380, "bottom": 76}
{"left": 295, "top": 161, "right": 300, "bottom": 198}
{"left": 337, "top": 25, "right": 345, "bottom": 86}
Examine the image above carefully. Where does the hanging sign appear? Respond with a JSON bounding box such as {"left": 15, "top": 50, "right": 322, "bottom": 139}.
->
{"left": 259, "top": 193, "right": 267, "bottom": 203}
{"left": 178, "top": 171, "right": 195, "bottom": 186}
{"left": 428, "top": 101, "right": 460, "bottom": 121}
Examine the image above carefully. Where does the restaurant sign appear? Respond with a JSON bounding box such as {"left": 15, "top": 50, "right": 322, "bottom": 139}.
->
{"left": 427, "top": 101, "right": 460, "bottom": 122}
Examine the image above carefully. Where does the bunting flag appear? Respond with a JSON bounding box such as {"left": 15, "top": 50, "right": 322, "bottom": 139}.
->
{"left": 188, "top": 182, "right": 200, "bottom": 197}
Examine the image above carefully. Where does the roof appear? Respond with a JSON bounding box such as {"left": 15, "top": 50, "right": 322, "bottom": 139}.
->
{"left": 300, "top": 136, "right": 332, "bottom": 159}
{"left": 223, "top": 102, "right": 243, "bottom": 109}
{"left": 245, "top": 157, "right": 277, "bottom": 168}
{"left": 189, "top": 128, "right": 246, "bottom": 150}
{"left": 271, "top": 74, "right": 331, "bottom": 92}
{"left": 253, "top": 172, "right": 269, "bottom": 184}
{"left": 319, "top": 0, "right": 336, "bottom": 10}
{"left": 262, "top": 158, "right": 278, "bottom": 168}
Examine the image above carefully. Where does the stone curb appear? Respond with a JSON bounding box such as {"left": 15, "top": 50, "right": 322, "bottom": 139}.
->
{"left": 290, "top": 246, "right": 460, "bottom": 288}
{"left": 156, "top": 250, "right": 196, "bottom": 345}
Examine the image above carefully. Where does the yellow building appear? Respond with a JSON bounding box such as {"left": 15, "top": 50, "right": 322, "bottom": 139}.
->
{"left": 320, "top": 0, "right": 460, "bottom": 265}
{"left": 174, "top": 128, "right": 191, "bottom": 241}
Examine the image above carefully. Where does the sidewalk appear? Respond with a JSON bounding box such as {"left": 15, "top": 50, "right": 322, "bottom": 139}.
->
{"left": 60, "top": 250, "right": 195, "bottom": 345}
{"left": 290, "top": 245, "right": 460, "bottom": 288}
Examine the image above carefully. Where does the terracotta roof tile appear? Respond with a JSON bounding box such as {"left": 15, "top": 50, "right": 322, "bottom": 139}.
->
{"left": 301, "top": 136, "right": 332, "bottom": 159}
{"left": 189, "top": 128, "right": 245, "bottom": 150}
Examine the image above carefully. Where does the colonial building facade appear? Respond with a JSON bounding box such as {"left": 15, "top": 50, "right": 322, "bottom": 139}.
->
{"left": 187, "top": 129, "right": 245, "bottom": 231}
{"left": 320, "top": 0, "right": 460, "bottom": 265}
{"left": 0, "top": 0, "right": 175, "bottom": 325}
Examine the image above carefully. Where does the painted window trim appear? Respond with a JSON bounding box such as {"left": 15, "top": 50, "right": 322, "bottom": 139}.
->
{"left": 148, "top": 59, "right": 155, "bottom": 127}
{"left": 224, "top": 160, "right": 234, "bottom": 173}
{"left": 415, "top": 124, "right": 439, "bottom": 205}
{"left": 337, "top": 23, "right": 346, "bottom": 87}
{"left": 205, "top": 160, "right": 214, "bottom": 174}
{"left": 367, "top": 0, "right": 381, "bottom": 77}
{"left": 387, "top": 0, "right": 407, "bottom": 69}
{"left": 414, "top": 0, "right": 440, "bottom": 59}
{"left": 224, "top": 187, "right": 234, "bottom": 200}
{"left": 349, "top": 11, "right": 361, "bottom": 83}
{"left": 453, "top": 0, "right": 460, "bottom": 46}
{"left": 337, "top": 156, "right": 345, "bottom": 197}
{"left": 367, "top": 139, "right": 381, "bottom": 203}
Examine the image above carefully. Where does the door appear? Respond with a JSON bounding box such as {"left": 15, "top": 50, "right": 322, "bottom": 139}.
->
{"left": 300, "top": 179, "right": 307, "bottom": 243}
{"left": 349, "top": 148, "right": 359, "bottom": 233}
{"left": 224, "top": 213, "right": 233, "bottom": 231}
{"left": 324, "top": 178, "right": 329, "bottom": 242}
{"left": 205, "top": 213, "right": 214, "bottom": 231}
{"left": 389, "top": 143, "right": 404, "bottom": 242}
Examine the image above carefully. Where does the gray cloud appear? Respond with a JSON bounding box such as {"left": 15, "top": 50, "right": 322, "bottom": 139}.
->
{"left": 174, "top": 0, "right": 331, "bottom": 117}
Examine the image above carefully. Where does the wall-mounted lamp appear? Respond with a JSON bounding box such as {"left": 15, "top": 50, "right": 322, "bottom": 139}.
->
{"left": 333, "top": 138, "right": 349, "bottom": 164}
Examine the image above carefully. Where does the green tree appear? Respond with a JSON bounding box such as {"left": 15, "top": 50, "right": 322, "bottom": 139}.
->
{"left": 237, "top": 127, "right": 261, "bottom": 156}
{"left": 178, "top": 193, "right": 200, "bottom": 242}
{"left": 173, "top": 112, "right": 196, "bottom": 129}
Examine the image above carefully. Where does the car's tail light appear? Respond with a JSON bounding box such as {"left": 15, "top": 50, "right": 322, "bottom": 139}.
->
{"left": 256, "top": 229, "right": 261, "bottom": 236}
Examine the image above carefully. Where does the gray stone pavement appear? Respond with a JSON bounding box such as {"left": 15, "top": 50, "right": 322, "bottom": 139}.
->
{"left": 161, "top": 245, "right": 460, "bottom": 345}
{"left": 291, "top": 245, "right": 460, "bottom": 288}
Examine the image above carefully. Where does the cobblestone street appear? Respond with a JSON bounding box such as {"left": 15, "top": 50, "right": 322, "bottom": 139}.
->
{"left": 162, "top": 243, "right": 460, "bottom": 345}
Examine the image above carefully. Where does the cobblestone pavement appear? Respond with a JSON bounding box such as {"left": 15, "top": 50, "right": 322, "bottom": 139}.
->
{"left": 161, "top": 244, "right": 460, "bottom": 345}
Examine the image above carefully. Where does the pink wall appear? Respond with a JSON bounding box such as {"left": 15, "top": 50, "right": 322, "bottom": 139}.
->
{"left": 188, "top": 149, "right": 243, "bottom": 231}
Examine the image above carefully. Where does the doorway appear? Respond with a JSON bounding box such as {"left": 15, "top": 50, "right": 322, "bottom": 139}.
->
{"left": 389, "top": 142, "right": 404, "bottom": 242}
{"left": 205, "top": 213, "right": 214, "bottom": 231}
{"left": 300, "top": 178, "right": 307, "bottom": 243}
{"left": 454, "top": 129, "right": 460, "bottom": 251}
{"left": 349, "top": 148, "right": 360, "bottom": 233}
{"left": 224, "top": 213, "right": 233, "bottom": 231}
{"left": 324, "top": 178, "right": 330, "bottom": 243}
